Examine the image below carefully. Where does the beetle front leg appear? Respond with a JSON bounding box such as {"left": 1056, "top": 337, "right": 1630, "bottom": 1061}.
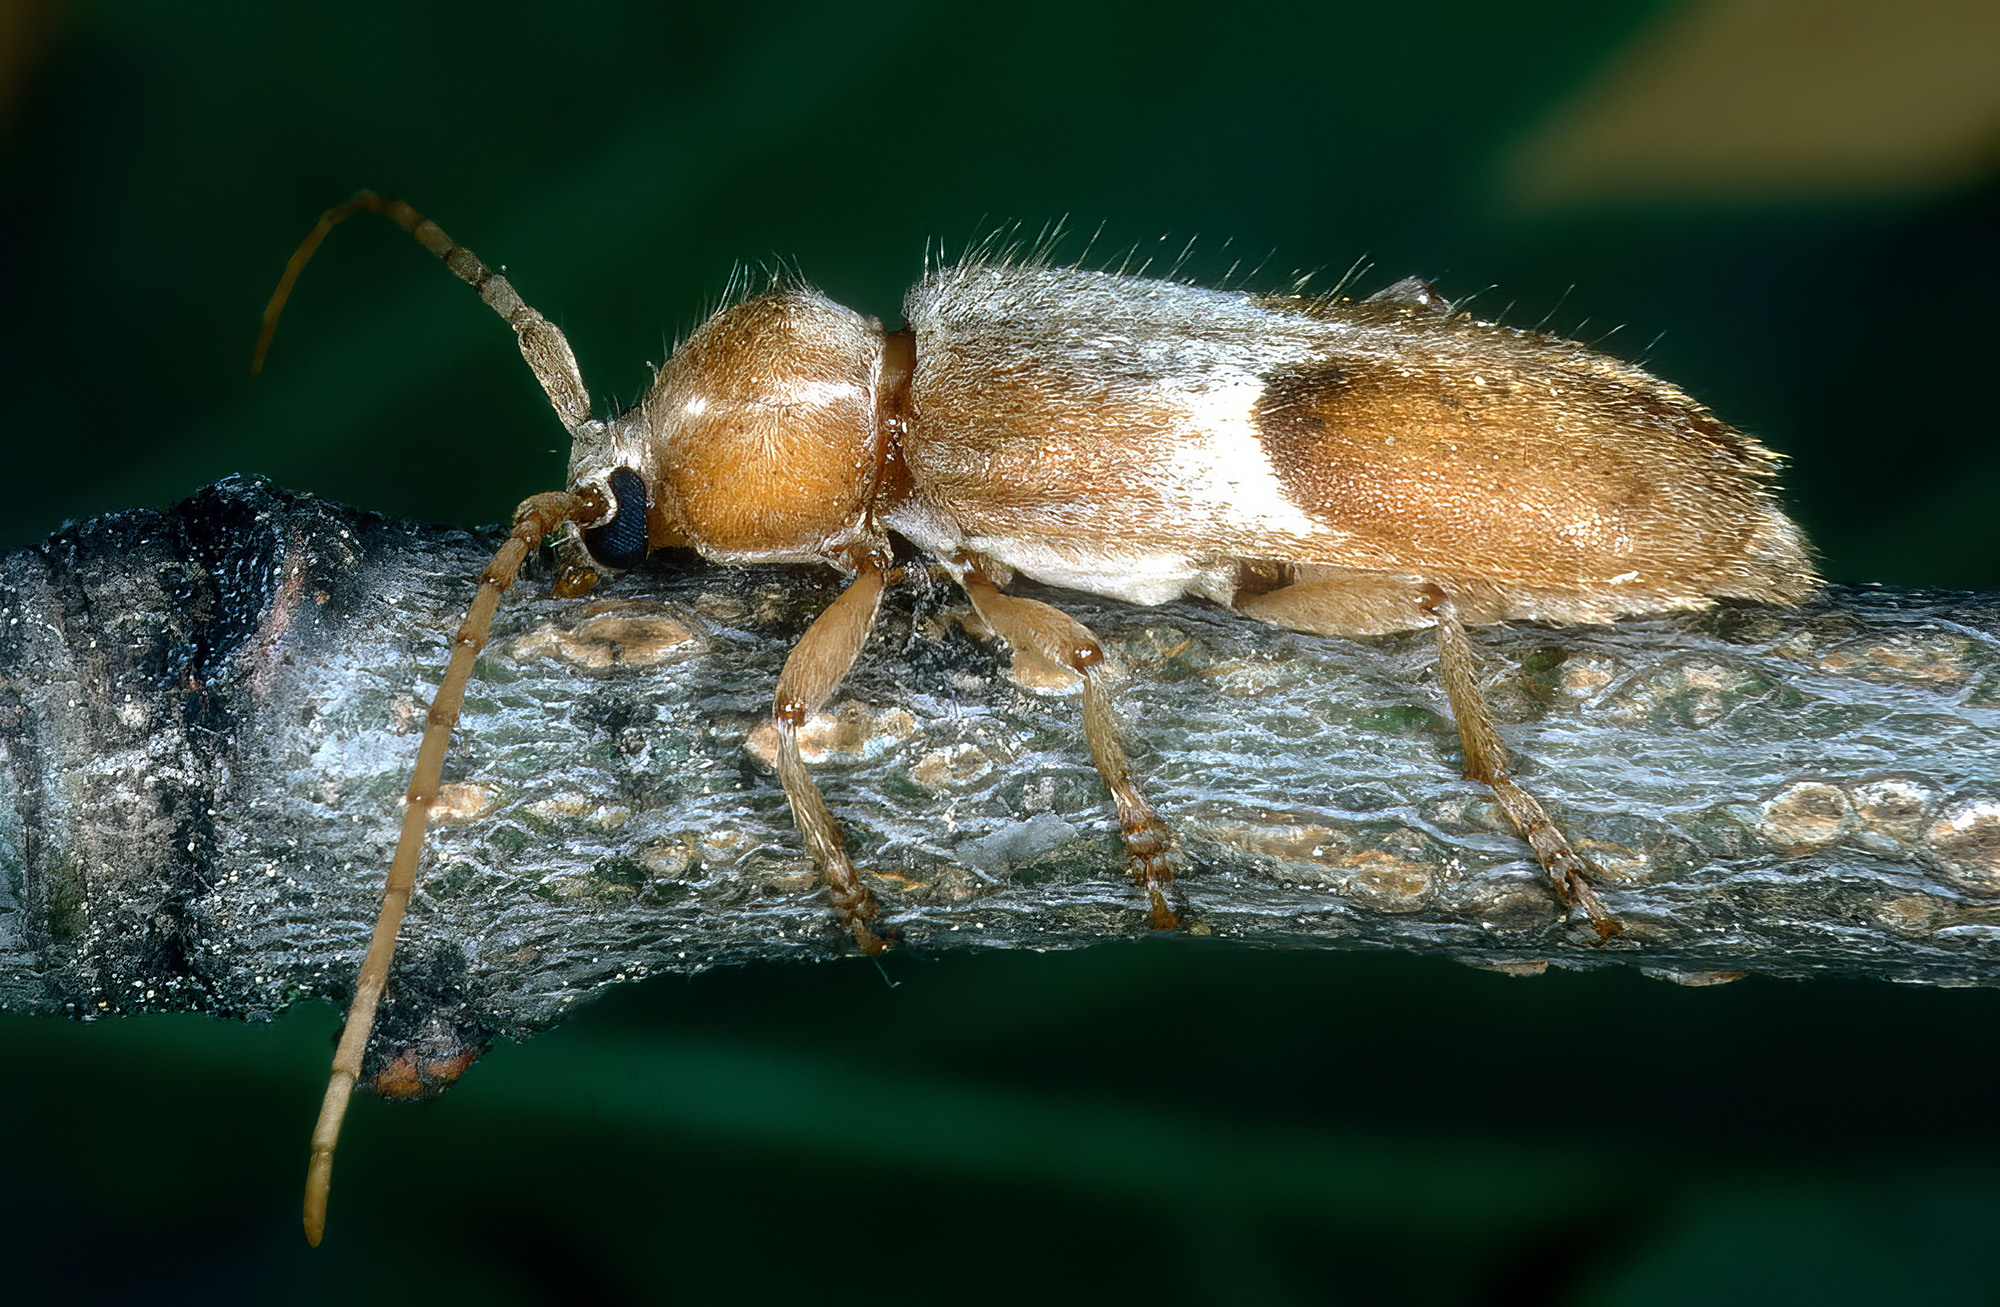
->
{"left": 955, "top": 566, "right": 1178, "bottom": 930}
{"left": 773, "top": 553, "right": 891, "bottom": 953}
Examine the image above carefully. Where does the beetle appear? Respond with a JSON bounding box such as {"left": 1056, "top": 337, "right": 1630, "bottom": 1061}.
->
{"left": 256, "top": 192, "right": 1817, "bottom": 1244}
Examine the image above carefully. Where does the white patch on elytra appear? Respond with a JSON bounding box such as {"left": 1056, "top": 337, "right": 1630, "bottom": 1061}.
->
{"left": 942, "top": 370, "right": 1340, "bottom": 607}
{"left": 1158, "top": 372, "right": 1327, "bottom": 540}
{"left": 896, "top": 260, "right": 1385, "bottom": 602}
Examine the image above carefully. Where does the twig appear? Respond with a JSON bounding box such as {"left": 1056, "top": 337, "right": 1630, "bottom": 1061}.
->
{"left": 3, "top": 477, "right": 1997, "bottom": 1077}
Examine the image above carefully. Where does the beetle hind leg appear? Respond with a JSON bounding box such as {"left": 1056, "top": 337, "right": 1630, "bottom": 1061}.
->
{"left": 1422, "top": 587, "right": 1620, "bottom": 941}
{"left": 956, "top": 567, "right": 1179, "bottom": 930}
{"left": 1236, "top": 573, "right": 1619, "bottom": 940}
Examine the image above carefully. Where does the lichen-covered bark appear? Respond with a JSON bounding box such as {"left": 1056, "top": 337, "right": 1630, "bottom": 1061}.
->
{"left": 3, "top": 477, "right": 1998, "bottom": 1071}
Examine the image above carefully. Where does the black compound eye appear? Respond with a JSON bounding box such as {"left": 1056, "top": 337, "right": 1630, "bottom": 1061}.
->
{"left": 582, "top": 467, "right": 650, "bottom": 569}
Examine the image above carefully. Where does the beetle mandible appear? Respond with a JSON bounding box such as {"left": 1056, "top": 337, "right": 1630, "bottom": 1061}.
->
{"left": 255, "top": 192, "right": 1818, "bottom": 1244}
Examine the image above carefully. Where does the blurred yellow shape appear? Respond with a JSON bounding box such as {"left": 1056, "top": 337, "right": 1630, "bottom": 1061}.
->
{"left": 1507, "top": 0, "right": 2000, "bottom": 208}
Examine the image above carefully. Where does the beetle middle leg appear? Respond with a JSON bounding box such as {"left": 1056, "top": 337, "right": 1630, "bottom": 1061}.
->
{"left": 954, "top": 566, "right": 1178, "bottom": 930}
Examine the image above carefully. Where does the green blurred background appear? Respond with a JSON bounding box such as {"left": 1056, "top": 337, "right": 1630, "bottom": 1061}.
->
{"left": 3, "top": 0, "right": 1999, "bottom": 1301}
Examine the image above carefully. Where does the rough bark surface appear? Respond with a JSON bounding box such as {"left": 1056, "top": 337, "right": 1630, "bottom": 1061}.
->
{"left": 4, "top": 477, "right": 1998, "bottom": 1068}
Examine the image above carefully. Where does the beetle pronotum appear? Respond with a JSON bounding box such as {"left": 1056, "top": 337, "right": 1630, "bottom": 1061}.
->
{"left": 257, "top": 192, "right": 1816, "bottom": 1244}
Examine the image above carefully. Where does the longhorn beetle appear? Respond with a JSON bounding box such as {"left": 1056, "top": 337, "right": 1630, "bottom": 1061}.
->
{"left": 256, "top": 192, "right": 1817, "bottom": 1244}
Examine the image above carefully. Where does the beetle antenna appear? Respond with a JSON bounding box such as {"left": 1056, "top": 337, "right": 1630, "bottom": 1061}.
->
{"left": 253, "top": 191, "right": 596, "bottom": 439}
{"left": 303, "top": 486, "right": 606, "bottom": 1246}
{"left": 257, "top": 193, "right": 612, "bottom": 1244}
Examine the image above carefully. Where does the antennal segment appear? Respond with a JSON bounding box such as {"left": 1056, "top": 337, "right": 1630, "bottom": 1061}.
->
{"left": 253, "top": 191, "right": 595, "bottom": 436}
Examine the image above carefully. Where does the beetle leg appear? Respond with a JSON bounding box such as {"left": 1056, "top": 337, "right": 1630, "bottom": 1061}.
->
{"left": 1239, "top": 575, "right": 1619, "bottom": 940}
{"left": 955, "top": 567, "right": 1178, "bottom": 930}
{"left": 773, "top": 553, "right": 892, "bottom": 953}
{"left": 1232, "top": 570, "right": 1434, "bottom": 636}
{"left": 1422, "top": 588, "right": 1620, "bottom": 940}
